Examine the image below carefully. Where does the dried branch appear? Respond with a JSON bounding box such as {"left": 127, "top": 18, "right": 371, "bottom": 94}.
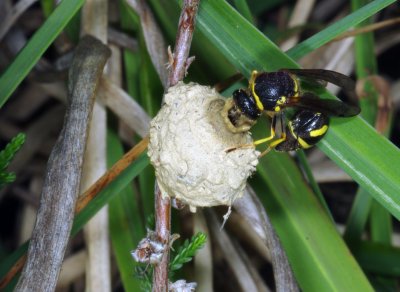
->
{"left": 206, "top": 209, "right": 269, "bottom": 292}
{"left": 57, "top": 250, "right": 87, "bottom": 289}
{"left": 76, "top": 136, "right": 149, "bottom": 212}
{"left": 0, "top": 136, "right": 149, "bottom": 291}
{"left": 107, "top": 27, "right": 139, "bottom": 52}
{"left": 124, "top": 1, "right": 200, "bottom": 290}
{"left": 32, "top": 76, "right": 151, "bottom": 138}
{"left": 98, "top": 77, "right": 151, "bottom": 137}
{"left": 126, "top": 0, "right": 169, "bottom": 88}
{"left": 150, "top": 1, "right": 200, "bottom": 291}
{"left": 168, "top": 0, "right": 199, "bottom": 87}
{"left": 80, "top": 0, "right": 110, "bottom": 289}
{"left": 234, "top": 187, "right": 299, "bottom": 292}
{"left": 14, "top": 36, "right": 110, "bottom": 292}
{"left": 153, "top": 184, "right": 172, "bottom": 291}
{"left": 0, "top": 0, "right": 38, "bottom": 41}
{"left": 280, "top": 0, "right": 316, "bottom": 51}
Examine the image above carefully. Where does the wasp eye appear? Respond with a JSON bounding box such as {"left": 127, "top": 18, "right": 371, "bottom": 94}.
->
{"left": 233, "top": 89, "right": 261, "bottom": 120}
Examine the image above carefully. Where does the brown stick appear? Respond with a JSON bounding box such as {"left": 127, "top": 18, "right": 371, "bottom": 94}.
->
{"left": 167, "top": 0, "right": 200, "bottom": 87}
{"left": 76, "top": 136, "right": 149, "bottom": 212}
{"left": 0, "top": 137, "right": 148, "bottom": 290}
{"left": 14, "top": 36, "right": 110, "bottom": 292}
{"left": 234, "top": 188, "right": 299, "bottom": 291}
{"left": 152, "top": 184, "right": 171, "bottom": 290}
{"left": 151, "top": 1, "right": 200, "bottom": 291}
{"left": 125, "top": 0, "right": 169, "bottom": 88}
{"left": 333, "top": 17, "right": 400, "bottom": 42}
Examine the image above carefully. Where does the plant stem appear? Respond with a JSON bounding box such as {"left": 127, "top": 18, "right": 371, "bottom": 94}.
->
{"left": 153, "top": 1, "right": 200, "bottom": 291}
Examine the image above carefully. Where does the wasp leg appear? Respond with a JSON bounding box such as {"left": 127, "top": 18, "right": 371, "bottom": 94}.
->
{"left": 252, "top": 131, "right": 275, "bottom": 146}
{"left": 256, "top": 113, "right": 288, "bottom": 157}
{"left": 226, "top": 112, "right": 287, "bottom": 155}
{"left": 225, "top": 143, "right": 255, "bottom": 153}
{"left": 225, "top": 104, "right": 271, "bottom": 153}
{"left": 253, "top": 113, "right": 278, "bottom": 146}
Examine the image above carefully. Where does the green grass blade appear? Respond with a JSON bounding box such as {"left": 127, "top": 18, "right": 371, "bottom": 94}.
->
{"left": 246, "top": 0, "right": 283, "bottom": 16}
{"left": 107, "top": 131, "right": 144, "bottom": 292}
{"left": 370, "top": 202, "right": 392, "bottom": 243}
{"left": 193, "top": 0, "right": 400, "bottom": 289}
{"left": 196, "top": 1, "right": 296, "bottom": 74}
{"left": 120, "top": 3, "right": 156, "bottom": 217}
{"left": 318, "top": 119, "right": 400, "bottom": 220}
{"left": 196, "top": 0, "right": 400, "bottom": 219}
{"left": 350, "top": 1, "right": 393, "bottom": 265}
{"left": 354, "top": 241, "right": 400, "bottom": 277}
{"left": 0, "top": 0, "right": 85, "bottom": 108}
{"left": 252, "top": 150, "right": 373, "bottom": 291}
{"left": 72, "top": 153, "right": 149, "bottom": 232}
{"left": 232, "top": 0, "right": 254, "bottom": 23}
{"left": 344, "top": 189, "right": 372, "bottom": 244}
{"left": 136, "top": 38, "right": 160, "bottom": 215}
{"left": 296, "top": 150, "right": 334, "bottom": 222}
{"left": 286, "top": 0, "right": 397, "bottom": 60}
{"left": 345, "top": 0, "right": 393, "bottom": 257}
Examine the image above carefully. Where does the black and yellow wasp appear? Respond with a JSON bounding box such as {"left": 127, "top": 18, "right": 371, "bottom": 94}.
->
{"left": 223, "top": 69, "right": 360, "bottom": 154}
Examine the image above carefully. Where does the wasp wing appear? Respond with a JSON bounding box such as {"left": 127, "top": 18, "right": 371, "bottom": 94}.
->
{"left": 282, "top": 69, "right": 355, "bottom": 91}
{"left": 282, "top": 68, "right": 359, "bottom": 102}
{"left": 285, "top": 92, "right": 360, "bottom": 117}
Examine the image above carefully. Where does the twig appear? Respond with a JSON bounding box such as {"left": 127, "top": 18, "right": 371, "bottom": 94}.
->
{"left": 98, "top": 77, "right": 151, "bottom": 137}
{"left": 125, "top": 1, "right": 200, "bottom": 290}
{"left": 0, "top": 137, "right": 149, "bottom": 290}
{"left": 75, "top": 136, "right": 149, "bottom": 212}
{"left": 32, "top": 76, "right": 151, "bottom": 139}
{"left": 14, "top": 36, "right": 110, "bottom": 292}
{"left": 280, "top": 0, "right": 316, "bottom": 51}
{"left": 125, "top": 0, "right": 169, "bottom": 88}
{"left": 80, "top": 0, "right": 110, "bottom": 289}
{"left": 167, "top": 0, "right": 199, "bottom": 87}
{"left": 333, "top": 17, "right": 400, "bottom": 42}
{"left": 150, "top": 1, "right": 200, "bottom": 291}
{"left": 0, "top": 0, "right": 38, "bottom": 41}
{"left": 57, "top": 250, "right": 87, "bottom": 289}
{"left": 234, "top": 187, "right": 299, "bottom": 292}
{"left": 205, "top": 209, "right": 268, "bottom": 292}
{"left": 107, "top": 27, "right": 139, "bottom": 52}
{"left": 153, "top": 184, "right": 171, "bottom": 290}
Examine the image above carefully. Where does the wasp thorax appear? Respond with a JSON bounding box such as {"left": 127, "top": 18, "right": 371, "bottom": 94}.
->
{"left": 148, "top": 82, "right": 259, "bottom": 212}
{"left": 253, "top": 71, "right": 297, "bottom": 111}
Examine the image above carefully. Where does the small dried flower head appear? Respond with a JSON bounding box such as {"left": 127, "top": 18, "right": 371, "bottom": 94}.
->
{"left": 131, "top": 231, "right": 165, "bottom": 265}
{"left": 169, "top": 279, "right": 197, "bottom": 292}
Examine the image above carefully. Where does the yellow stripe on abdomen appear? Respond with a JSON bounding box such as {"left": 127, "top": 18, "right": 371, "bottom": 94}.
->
{"left": 309, "top": 125, "right": 328, "bottom": 137}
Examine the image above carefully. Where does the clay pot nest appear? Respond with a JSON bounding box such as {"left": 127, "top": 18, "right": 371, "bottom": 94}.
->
{"left": 148, "top": 82, "right": 259, "bottom": 212}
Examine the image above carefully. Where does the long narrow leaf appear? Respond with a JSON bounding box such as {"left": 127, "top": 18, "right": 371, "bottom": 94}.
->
{"left": 0, "top": 0, "right": 85, "bottom": 108}
{"left": 195, "top": 0, "right": 400, "bottom": 220}
{"left": 252, "top": 152, "right": 373, "bottom": 291}
{"left": 192, "top": 0, "right": 400, "bottom": 290}
{"left": 107, "top": 131, "right": 144, "bottom": 292}
{"left": 286, "top": 0, "right": 397, "bottom": 60}
{"left": 71, "top": 154, "right": 148, "bottom": 232}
